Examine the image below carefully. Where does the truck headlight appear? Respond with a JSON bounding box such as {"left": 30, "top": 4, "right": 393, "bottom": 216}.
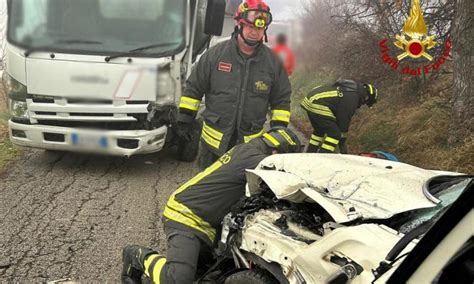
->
{"left": 3, "top": 73, "right": 29, "bottom": 118}
{"left": 156, "top": 68, "right": 176, "bottom": 105}
{"left": 9, "top": 100, "right": 29, "bottom": 119}
{"left": 2, "top": 72, "right": 27, "bottom": 101}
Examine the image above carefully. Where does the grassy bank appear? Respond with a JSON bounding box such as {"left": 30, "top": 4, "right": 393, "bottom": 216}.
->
{"left": 0, "top": 87, "right": 18, "bottom": 171}
{"left": 290, "top": 71, "right": 473, "bottom": 174}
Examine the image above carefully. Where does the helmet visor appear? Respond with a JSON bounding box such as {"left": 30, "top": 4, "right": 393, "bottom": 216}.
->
{"left": 241, "top": 10, "right": 272, "bottom": 28}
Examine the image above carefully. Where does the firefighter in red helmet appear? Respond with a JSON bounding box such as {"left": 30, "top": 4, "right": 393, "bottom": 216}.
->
{"left": 234, "top": 0, "right": 272, "bottom": 45}
{"left": 175, "top": 0, "right": 292, "bottom": 169}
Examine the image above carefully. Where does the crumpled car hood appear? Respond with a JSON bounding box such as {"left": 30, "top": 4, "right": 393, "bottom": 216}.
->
{"left": 246, "top": 154, "right": 455, "bottom": 223}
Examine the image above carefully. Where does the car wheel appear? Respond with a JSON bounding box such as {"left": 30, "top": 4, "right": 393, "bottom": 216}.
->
{"left": 224, "top": 269, "right": 277, "bottom": 284}
{"left": 177, "top": 120, "right": 201, "bottom": 162}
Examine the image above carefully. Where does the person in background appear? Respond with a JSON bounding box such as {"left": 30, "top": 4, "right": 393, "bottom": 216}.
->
{"left": 272, "top": 33, "right": 295, "bottom": 76}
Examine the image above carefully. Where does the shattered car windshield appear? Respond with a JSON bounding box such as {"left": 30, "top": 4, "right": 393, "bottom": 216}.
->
{"left": 397, "top": 176, "right": 471, "bottom": 234}
{"left": 7, "top": 0, "right": 186, "bottom": 56}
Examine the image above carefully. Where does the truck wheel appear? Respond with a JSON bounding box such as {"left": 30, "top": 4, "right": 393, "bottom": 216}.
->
{"left": 224, "top": 269, "right": 277, "bottom": 284}
{"left": 177, "top": 120, "right": 201, "bottom": 162}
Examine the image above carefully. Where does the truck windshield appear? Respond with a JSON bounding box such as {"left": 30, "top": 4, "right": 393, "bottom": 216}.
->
{"left": 7, "top": 0, "right": 186, "bottom": 57}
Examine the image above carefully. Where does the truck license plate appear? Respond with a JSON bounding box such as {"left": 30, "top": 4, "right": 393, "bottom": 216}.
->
{"left": 71, "top": 133, "right": 108, "bottom": 148}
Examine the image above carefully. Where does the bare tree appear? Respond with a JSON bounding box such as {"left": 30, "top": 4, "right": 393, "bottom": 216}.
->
{"left": 449, "top": 0, "right": 473, "bottom": 144}
{"left": 296, "top": 0, "right": 454, "bottom": 85}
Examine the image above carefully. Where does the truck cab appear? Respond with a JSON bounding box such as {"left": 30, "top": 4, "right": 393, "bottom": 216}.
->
{"left": 2, "top": 0, "right": 228, "bottom": 158}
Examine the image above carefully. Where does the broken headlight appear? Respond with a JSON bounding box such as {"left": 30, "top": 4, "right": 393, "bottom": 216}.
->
{"left": 155, "top": 65, "right": 176, "bottom": 106}
{"left": 9, "top": 100, "right": 29, "bottom": 119}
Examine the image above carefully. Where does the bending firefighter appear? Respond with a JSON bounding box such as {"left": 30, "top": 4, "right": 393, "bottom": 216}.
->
{"left": 301, "top": 79, "right": 378, "bottom": 153}
{"left": 176, "top": 0, "right": 292, "bottom": 168}
{"left": 121, "top": 128, "right": 302, "bottom": 284}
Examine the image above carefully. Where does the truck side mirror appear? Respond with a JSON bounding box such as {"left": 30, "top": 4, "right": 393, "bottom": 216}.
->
{"left": 204, "top": 0, "right": 226, "bottom": 36}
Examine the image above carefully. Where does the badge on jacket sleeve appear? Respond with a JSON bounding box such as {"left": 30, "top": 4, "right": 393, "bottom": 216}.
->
{"left": 218, "top": 62, "right": 232, "bottom": 72}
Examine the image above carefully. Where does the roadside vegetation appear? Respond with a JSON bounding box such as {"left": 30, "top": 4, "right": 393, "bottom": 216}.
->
{"left": 290, "top": 0, "right": 472, "bottom": 174}
{"left": 0, "top": 86, "right": 17, "bottom": 171}
{"left": 290, "top": 71, "right": 473, "bottom": 174}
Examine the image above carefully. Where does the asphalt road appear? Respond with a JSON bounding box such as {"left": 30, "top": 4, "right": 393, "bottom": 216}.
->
{"left": 0, "top": 148, "right": 199, "bottom": 282}
{"left": 0, "top": 121, "right": 307, "bottom": 282}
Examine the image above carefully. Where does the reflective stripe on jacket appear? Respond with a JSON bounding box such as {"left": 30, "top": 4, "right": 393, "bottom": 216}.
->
{"left": 178, "top": 36, "right": 291, "bottom": 156}
{"left": 301, "top": 81, "right": 365, "bottom": 132}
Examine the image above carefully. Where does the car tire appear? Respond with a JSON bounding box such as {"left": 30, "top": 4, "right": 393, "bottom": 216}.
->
{"left": 177, "top": 120, "right": 201, "bottom": 162}
{"left": 224, "top": 269, "right": 277, "bottom": 284}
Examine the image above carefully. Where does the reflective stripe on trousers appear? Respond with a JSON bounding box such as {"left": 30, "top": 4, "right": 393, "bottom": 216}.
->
{"left": 163, "top": 160, "right": 224, "bottom": 242}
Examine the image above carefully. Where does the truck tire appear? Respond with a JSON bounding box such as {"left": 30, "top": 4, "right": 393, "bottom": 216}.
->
{"left": 224, "top": 269, "right": 277, "bottom": 284}
{"left": 177, "top": 120, "right": 201, "bottom": 162}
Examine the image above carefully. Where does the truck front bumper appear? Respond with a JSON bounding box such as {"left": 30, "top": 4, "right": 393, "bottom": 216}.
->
{"left": 8, "top": 120, "right": 168, "bottom": 157}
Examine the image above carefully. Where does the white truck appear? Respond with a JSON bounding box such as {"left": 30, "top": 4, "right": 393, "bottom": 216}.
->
{"left": 1, "top": 0, "right": 235, "bottom": 160}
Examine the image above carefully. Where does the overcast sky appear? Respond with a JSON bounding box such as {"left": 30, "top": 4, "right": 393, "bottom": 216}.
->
{"left": 265, "top": 0, "right": 307, "bottom": 21}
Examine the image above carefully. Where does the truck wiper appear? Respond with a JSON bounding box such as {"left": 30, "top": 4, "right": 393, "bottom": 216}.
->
{"left": 24, "top": 39, "right": 103, "bottom": 57}
{"left": 104, "top": 42, "right": 180, "bottom": 62}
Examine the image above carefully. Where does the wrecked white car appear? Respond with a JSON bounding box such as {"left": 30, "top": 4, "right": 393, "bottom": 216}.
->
{"left": 200, "top": 154, "right": 471, "bottom": 284}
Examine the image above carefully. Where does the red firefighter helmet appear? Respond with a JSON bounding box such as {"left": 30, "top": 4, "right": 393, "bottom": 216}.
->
{"left": 235, "top": 0, "right": 272, "bottom": 29}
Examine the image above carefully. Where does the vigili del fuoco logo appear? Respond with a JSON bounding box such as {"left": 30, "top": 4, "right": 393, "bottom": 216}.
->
{"left": 379, "top": 0, "right": 451, "bottom": 76}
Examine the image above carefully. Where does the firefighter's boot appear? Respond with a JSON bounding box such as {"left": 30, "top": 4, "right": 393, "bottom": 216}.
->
{"left": 121, "top": 245, "right": 157, "bottom": 284}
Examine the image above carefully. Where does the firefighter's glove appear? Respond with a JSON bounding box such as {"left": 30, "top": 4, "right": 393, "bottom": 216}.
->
{"left": 175, "top": 122, "right": 193, "bottom": 142}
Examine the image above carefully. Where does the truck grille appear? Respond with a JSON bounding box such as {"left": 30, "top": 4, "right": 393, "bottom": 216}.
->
{"left": 27, "top": 95, "right": 150, "bottom": 125}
